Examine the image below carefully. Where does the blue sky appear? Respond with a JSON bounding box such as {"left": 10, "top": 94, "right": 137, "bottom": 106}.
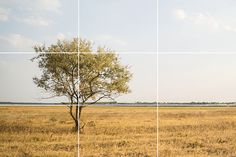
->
{"left": 0, "top": 0, "right": 78, "bottom": 52}
{"left": 159, "top": 0, "right": 236, "bottom": 52}
{"left": 80, "top": 0, "right": 157, "bottom": 52}
{"left": 0, "top": 0, "right": 157, "bottom": 52}
{"left": 0, "top": 53, "right": 157, "bottom": 103}
{"left": 159, "top": 54, "right": 236, "bottom": 102}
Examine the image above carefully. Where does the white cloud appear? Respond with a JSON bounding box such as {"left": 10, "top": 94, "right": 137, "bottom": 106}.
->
{"left": 223, "top": 25, "right": 236, "bottom": 33}
{"left": 0, "top": 0, "right": 62, "bottom": 25}
{"left": 0, "top": 8, "right": 9, "bottom": 22}
{"left": 0, "top": 0, "right": 61, "bottom": 13}
{"left": 21, "top": 16, "right": 51, "bottom": 27}
{"left": 193, "top": 13, "right": 220, "bottom": 29}
{"left": 39, "top": 0, "right": 61, "bottom": 12}
{"left": 57, "top": 33, "right": 65, "bottom": 40}
{"left": 174, "top": 9, "right": 222, "bottom": 30}
{"left": 174, "top": 9, "right": 187, "bottom": 20}
{"left": 174, "top": 9, "right": 236, "bottom": 33}
{"left": 0, "top": 34, "right": 41, "bottom": 51}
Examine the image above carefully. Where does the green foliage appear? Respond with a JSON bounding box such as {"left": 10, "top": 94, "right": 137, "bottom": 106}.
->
{"left": 32, "top": 53, "right": 78, "bottom": 102}
{"left": 79, "top": 51, "right": 132, "bottom": 104}
{"left": 34, "top": 38, "right": 78, "bottom": 52}
{"left": 79, "top": 39, "right": 93, "bottom": 52}
{"left": 33, "top": 38, "right": 78, "bottom": 100}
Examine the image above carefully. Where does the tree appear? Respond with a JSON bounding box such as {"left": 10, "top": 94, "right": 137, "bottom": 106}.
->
{"left": 32, "top": 39, "right": 79, "bottom": 130}
{"left": 33, "top": 38, "right": 132, "bottom": 132}
{"left": 79, "top": 50, "right": 132, "bottom": 120}
{"left": 79, "top": 39, "right": 132, "bottom": 122}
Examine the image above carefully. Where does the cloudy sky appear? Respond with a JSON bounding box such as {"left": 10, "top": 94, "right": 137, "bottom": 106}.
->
{"left": 159, "top": 0, "right": 236, "bottom": 52}
{"left": 80, "top": 0, "right": 157, "bottom": 52}
{"left": 0, "top": 53, "right": 157, "bottom": 103}
{"left": 0, "top": 0, "right": 77, "bottom": 52}
{"left": 0, "top": 0, "right": 157, "bottom": 53}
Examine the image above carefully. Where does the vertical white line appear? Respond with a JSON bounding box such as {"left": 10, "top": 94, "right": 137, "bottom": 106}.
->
{"left": 78, "top": 53, "right": 80, "bottom": 157}
{"left": 157, "top": 0, "right": 159, "bottom": 156}
{"left": 78, "top": 0, "right": 80, "bottom": 156}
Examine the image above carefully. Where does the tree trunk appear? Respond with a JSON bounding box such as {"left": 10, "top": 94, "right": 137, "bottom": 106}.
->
{"left": 75, "top": 104, "right": 78, "bottom": 131}
{"left": 69, "top": 96, "right": 79, "bottom": 131}
{"left": 79, "top": 105, "right": 83, "bottom": 119}
{"left": 74, "top": 118, "right": 78, "bottom": 131}
{"left": 69, "top": 105, "right": 78, "bottom": 131}
{"left": 79, "top": 104, "right": 85, "bottom": 133}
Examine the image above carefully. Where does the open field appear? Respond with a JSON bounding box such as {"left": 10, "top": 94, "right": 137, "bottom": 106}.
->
{"left": 79, "top": 107, "right": 157, "bottom": 157}
{"left": 159, "top": 107, "right": 236, "bottom": 157}
{"left": 0, "top": 106, "right": 77, "bottom": 157}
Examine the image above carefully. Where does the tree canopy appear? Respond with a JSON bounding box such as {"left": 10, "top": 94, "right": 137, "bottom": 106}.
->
{"left": 79, "top": 52, "right": 131, "bottom": 104}
{"left": 33, "top": 38, "right": 132, "bottom": 131}
{"left": 32, "top": 39, "right": 79, "bottom": 130}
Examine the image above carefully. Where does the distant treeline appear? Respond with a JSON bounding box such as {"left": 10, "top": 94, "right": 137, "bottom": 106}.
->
{"left": 4, "top": 101, "right": 236, "bottom": 105}
{"left": 0, "top": 101, "right": 157, "bottom": 105}
{"left": 159, "top": 102, "right": 236, "bottom": 104}
{"left": 90, "top": 101, "right": 157, "bottom": 104}
{"left": 0, "top": 102, "right": 65, "bottom": 105}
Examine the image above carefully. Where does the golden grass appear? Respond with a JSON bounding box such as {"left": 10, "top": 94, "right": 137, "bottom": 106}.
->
{"left": 159, "top": 107, "right": 236, "bottom": 157}
{"left": 79, "top": 106, "right": 157, "bottom": 157}
{"left": 0, "top": 106, "right": 77, "bottom": 157}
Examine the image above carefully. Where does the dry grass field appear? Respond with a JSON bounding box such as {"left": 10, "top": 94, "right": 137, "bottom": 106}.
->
{"left": 79, "top": 106, "right": 157, "bottom": 157}
{"left": 0, "top": 106, "right": 78, "bottom": 157}
{"left": 159, "top": 107, "right": 236, "bottom": 157}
